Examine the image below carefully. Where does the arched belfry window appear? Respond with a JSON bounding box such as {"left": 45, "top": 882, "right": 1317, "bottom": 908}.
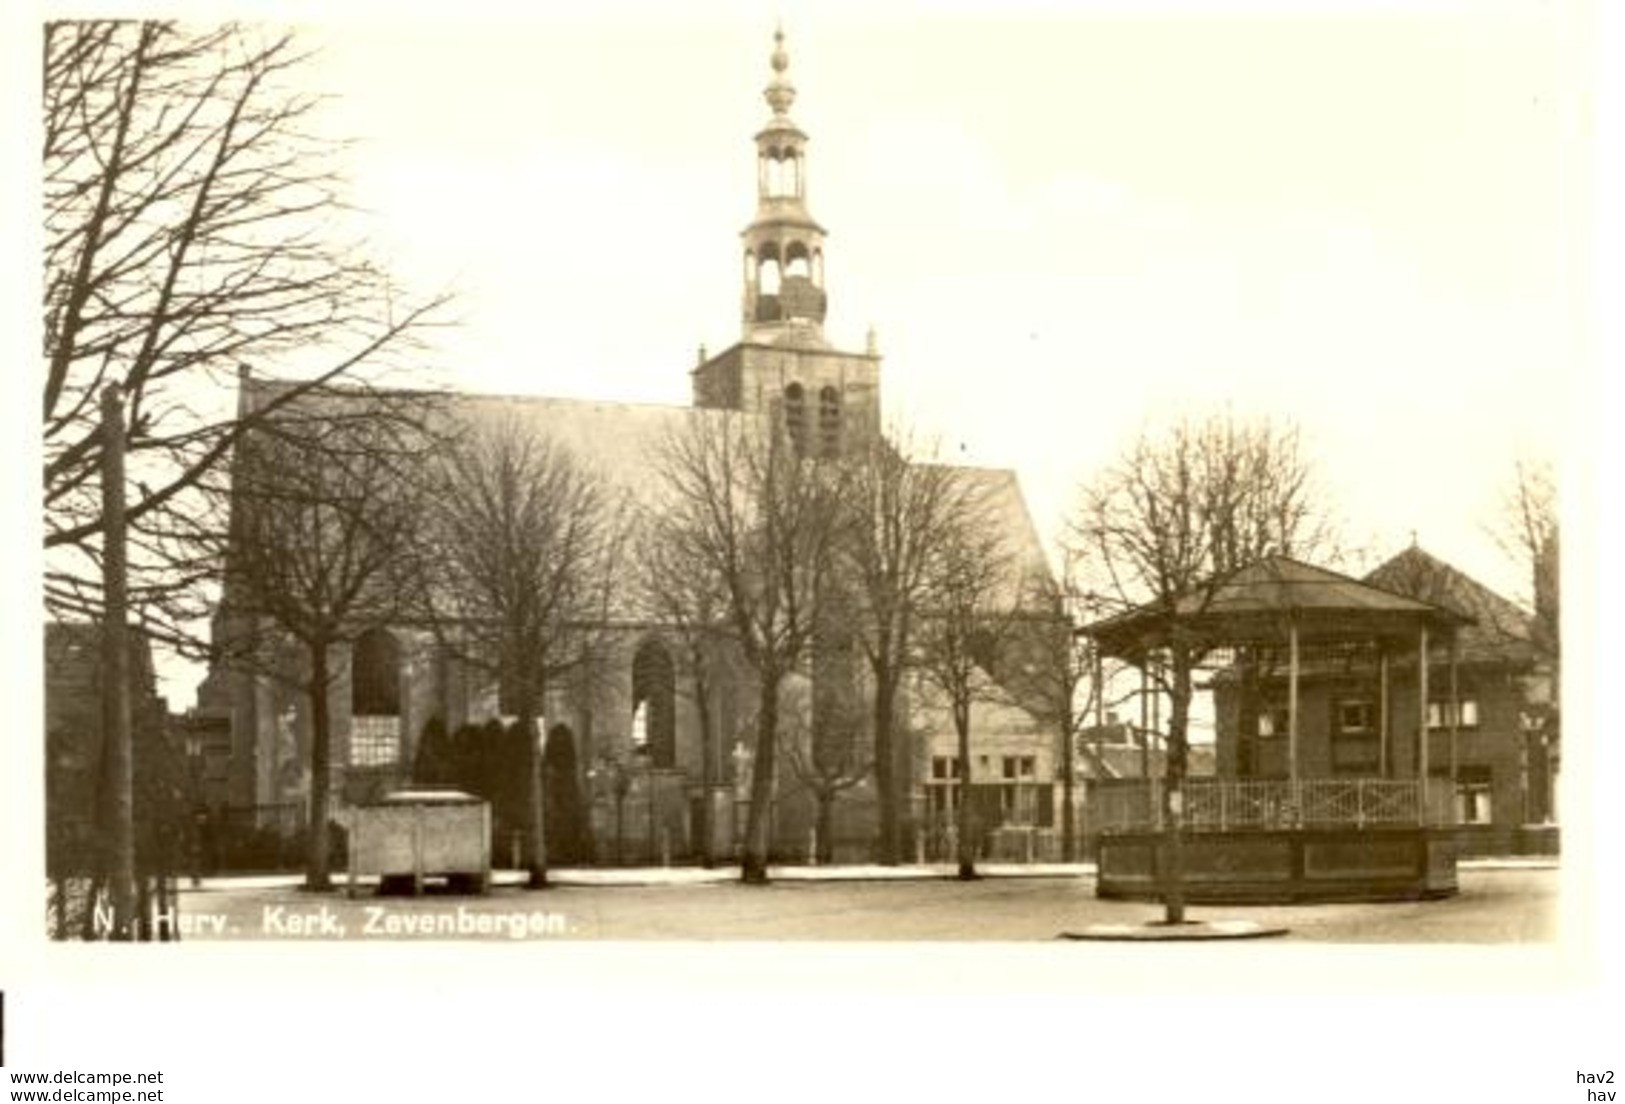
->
{"left": 351, "top": 629, "right": 401, "bottom": 766}
{"left": 757, "top": 243, "right": 782, "bottom": 296}
{"left": 784, "top": 382, "right": 807, "bottom": 456}
{"left": 784, "top": 241, "right": 811, "bottom": 281}
{"left": 631, "top": 638, "right": 676, "bottom": 769}
{"left": 818, "top": 386, "right": 841, "bottom": 458}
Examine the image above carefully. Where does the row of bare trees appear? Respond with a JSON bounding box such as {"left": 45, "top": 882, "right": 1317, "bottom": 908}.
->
{"left": 643, "top": 415, "right": 1055, "bottom": 883}
{"left": 217, "top": 402, "right": 627, "bottom": 892}
{"left": 43, "top": 20, "right": 452, "bottom": 933}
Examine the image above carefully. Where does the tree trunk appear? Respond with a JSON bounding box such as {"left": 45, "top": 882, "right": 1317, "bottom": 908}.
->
{"left": 100, "top": 384, "right": 137, "bottom": 938}
{"left": 872, "top": 666, "right": 899, "bottom": 865}
{"left": 741, "top": 672, "right": 779, "bottom": 884}
{"left": 955, "top": 703, "right": 978, "bottom": 880}
{"left": 1162, "top": 651, "right": 1192, "bottom": 924}
{"left": 522, "top": 706, "right": 547, "bottom": 889}
{"left": 695, "top": 658, "right": 715, "bottom": 868}
{"left": 306, "top": 641, "right": 333, "bottom": 892}
{"left": 1060, "top": 706, "right": 1077, "bottom": 862}
{"left": 614, "top": 793, "right": 625, "bottom": 866}
{"left": 815, "top": 791, "right": 835, "bottom": 865}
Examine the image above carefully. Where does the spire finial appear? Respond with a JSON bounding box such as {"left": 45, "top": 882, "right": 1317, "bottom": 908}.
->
{"left": 765, "top": 24, "right": 796, "bottom": 115}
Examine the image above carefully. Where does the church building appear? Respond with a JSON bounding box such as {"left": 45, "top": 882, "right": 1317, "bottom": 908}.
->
{"left": 205, "top": 28, "right": 1056, "bottom": 868}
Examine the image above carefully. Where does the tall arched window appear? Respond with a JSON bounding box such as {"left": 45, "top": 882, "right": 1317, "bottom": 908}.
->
{"left": 818, "top": 386, "right": 841, "bottom": 459}
{"left": 351, "top": 629, "right": 401, "bottom": 766}
{"left": 784, "top": 382, "right": 807, "bottom": 456}
{"left": 631, "top": 638, "right": 677, "bottom": 769}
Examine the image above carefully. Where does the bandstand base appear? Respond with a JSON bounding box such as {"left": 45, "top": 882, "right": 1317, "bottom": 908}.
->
{"left": 1095, "top": 826, "right": 1458, "bottom": 904}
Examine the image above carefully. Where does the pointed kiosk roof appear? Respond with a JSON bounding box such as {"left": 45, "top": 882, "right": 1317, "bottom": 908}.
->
{"left": 1080, "top": 554, "right": 1473, "bottom": 660}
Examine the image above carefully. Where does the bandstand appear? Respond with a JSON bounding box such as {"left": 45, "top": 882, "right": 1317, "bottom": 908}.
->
{"left": 1080, "top": 556, "right": 1471, "bottom": 904}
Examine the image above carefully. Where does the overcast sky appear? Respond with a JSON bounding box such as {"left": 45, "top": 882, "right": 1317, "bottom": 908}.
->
{"left": 301, "top": 1, "right": 1578, "bottom": 596}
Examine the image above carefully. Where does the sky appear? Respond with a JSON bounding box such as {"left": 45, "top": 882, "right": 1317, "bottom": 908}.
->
{"left": 301, "top": 1, "right": 1577, "bottom": 590}
{"left": 21, "top": 0, "right": 1591, "bottom": 707}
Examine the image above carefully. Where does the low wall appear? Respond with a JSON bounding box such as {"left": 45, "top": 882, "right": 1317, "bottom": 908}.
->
{"left": 1096, "top": 826, "right": 1458, "bottom": 904}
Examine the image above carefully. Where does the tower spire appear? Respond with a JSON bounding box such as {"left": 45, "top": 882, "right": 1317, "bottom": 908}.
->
{"left": 741, "top": 23, "right": 827, "bottom": 344}
{"left": 765, "top": 23, "right": 795, "bottom": 116}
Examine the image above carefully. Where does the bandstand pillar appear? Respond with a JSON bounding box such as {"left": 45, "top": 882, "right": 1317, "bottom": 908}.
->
{"left": 1378, "top": 646, "right": 1390, "bottom": 778}
{"left": 1448, "top": 630, "right": 1461, "bottom": 824}
{"left": 1287, "top": 620, "right": 1300, "bottom": 783}
{"left": 1417, "top": 625, "right": 1430, "bottom": 791}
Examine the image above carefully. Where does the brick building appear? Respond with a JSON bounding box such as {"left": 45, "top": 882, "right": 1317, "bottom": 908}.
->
{"left": 1211, "top": 546, "right": 1559, "bottom": 854}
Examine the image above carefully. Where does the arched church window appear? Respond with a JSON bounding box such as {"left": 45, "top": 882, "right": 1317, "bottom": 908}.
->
{"left": 785, "top": 152, "right": 800, "bottom": 196}
{"left": 351, "top": 628, "right": 401, "bottom": 767}
{"left": 784, "top": 382, "right": 808, "bottom": 456}
{"left": 631, "top": 638, "right": 677, "bottom": 769}
{"left": 818, "top": 386, "right": 841, "bottom": 459}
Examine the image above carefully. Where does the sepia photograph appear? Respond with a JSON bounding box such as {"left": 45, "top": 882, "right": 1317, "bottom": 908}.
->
{"left": 7, "top": 0, "right": 1614, "bottom": 1094}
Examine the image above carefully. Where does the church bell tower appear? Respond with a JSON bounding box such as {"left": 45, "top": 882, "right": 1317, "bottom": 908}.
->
{"left": 692, "top": 26, "right": 881, "bottom": 458}
{"left": 741, "top": 27, "right": 827, "bottom": 343}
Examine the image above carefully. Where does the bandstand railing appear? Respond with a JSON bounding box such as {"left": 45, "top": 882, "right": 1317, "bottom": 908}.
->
{"left": 1088, "top": 777, "right": 1454, "bottom": 835}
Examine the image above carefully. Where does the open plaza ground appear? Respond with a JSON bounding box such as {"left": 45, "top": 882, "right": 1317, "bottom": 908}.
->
{"left": 168, "top": 863, "right": 1557, "bottom": 943}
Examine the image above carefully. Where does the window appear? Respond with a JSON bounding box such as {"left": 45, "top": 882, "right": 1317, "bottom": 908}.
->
{"left": 1428, "top": 699, "right": 1480, "bottom": 729}
{"left": 631, "top": 638, "right": 676, "bottom": 768}
{"left": 1337, "top": 700, "right": 1375, "bottom": 733}
{"left": 999, "top": 755, "right": 1040, "bottom": 825}
{"left": 350, "top": 714, "right": 399, "bottom": 768}
{"left": 1001, "top": 755, "right": 1036, "bottom": 780}
{"left": 817, "top": 386, "right": 841, "bottom": 458}
{"left": 630, "top": 701, "right": 648, "bottom": 751}
{"left": 1256, "top": 705, "right": 1289, "bottom": 738}
{"left": 925, "top": 755, "right": 960, "bottom": 822}
{"left": 1455, "top": 765, "right": 1493, "bottom": 824}
{"left": 350, "top": 629, "right": 400, "bottom": 767}
{"left": 783, "top": 383, "right": 807, "bottom": 456}
{"left": 1328, "top": 698, "right": 1378, "bottom": 775}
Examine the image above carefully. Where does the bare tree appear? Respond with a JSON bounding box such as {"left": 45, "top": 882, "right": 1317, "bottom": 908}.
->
{"left": 837, "top": 434, "right": 978, "bottom": 864}
{"left": 421, "top": 416, "right": 626, "bottom": 888}
{"left": 1497, "top": 458, "right": 1560, "bottom": 665}
{"left": 1069, "top": 414, "right": 1332, "bottom": 920}
{"left": 636, "top": 513, "right": 733, "bottom": 866}
{"left": 994, "top": 560, "right": 1103, "bottom": 863}
{"left": 217, "top": 393, "right": 437, "bottom": 890}
{"left": 651, "top": 414, "right": 844, "bottom": 884}
{"left": 44, "top": 21, "right": 447, "bottom": 644}
{"left": 915, "top": 507, "right": 1019, "bottom": 880}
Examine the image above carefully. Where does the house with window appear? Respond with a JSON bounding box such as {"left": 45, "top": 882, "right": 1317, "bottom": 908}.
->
{"left": 1212, "top": 545, "right": 1558, "bottom": 855}
{"left": 915, "top": 677, "right": 1057, "bottom": 862}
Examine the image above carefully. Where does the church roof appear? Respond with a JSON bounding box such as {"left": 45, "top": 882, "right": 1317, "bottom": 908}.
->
{"left": 233, "top": 377, "right": 1053, "bottom": 623}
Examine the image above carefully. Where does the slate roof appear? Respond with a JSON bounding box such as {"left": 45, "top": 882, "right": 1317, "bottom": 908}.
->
{"left": 1363, "top": 545, "right": 1536, "bottom": 667}
{"left": 234, "top": 378, "right": 1053, "bottom": 622}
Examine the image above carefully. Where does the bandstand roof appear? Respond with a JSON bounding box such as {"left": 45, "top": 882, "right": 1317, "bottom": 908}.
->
{"left": 1079, "top": 554, "right": 1473, "bottom": 660}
